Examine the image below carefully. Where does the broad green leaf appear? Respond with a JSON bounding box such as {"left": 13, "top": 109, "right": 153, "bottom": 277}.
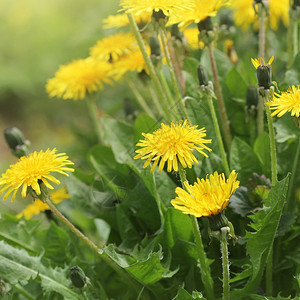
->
{"left": 134, "top": 113, "right": 159, "bottom": 145}
{"left": 229, "top": 186, "right": 253, "bottom": 217}
{"left": 0, "top": 214, "right": 41, "bottom": 253}
{"left": 231, "top": 175, "right": 289, "bottom": 298}
{"left": 273, "top": 114, "right": 298, "bottom": 143}
{"left": 182, "top": 57, "right": 199, "bottom": 80}
{"left": 226, "top": 68, "right": 247, "bottom": 99}
{"left": 253, "top": 132, "right": 271, "bottom": 177}
{"left": 0, "top": 241, "right": 80, "bottom": 299}
{"left": 173, "top": 286, "right": 206, "bottom": 300}
{"left": 248, "top": 295, "right": 293, "bottom": 300}
{"left": 230, "top": 137, "right": 262, "bottom": 185}
{"left": 103, "top": 244, "right": 177, "bottom": 285}
{"left": 37, "top": 222, "right": 70, "bottom": 265}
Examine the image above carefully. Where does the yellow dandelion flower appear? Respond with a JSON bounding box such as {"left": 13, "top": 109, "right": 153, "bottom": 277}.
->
{"left": 103, "top": 12, "right": 151, "bottom": 29}
{"left": 183, "top": 28, "right": 205, "bottom": 50}
{"left": 169, "top": 0, "right": 230, "bottom": 28}
{"left": 16, "top": 187, "right": 70, "bottom": 220}
{"left": 50, "top": 186, "right": 70, "bottom": 204}
{"left": 0, "top": 149, "right": 74, "bottom": 202}
{"left": 119, "top": 0, "right": 193, "bottom": 17}
{"left": 171, "top": 170, "right": 239, "bottom": 217}
{"left": 266, "top": 85, "right": 300, "bottom": 118}
{"left": 251, "top": 56, "right": 274, "bottom": 69}
{"left": 230, "top": 0, "right": 289, "bottom": 30}
{"left": 46, "top": 58, "right": 112, "bottom": 101}
{"left": 17, "top": 199, "right": 49, "bottom": 220}
{"left": 134, "top": 120, "right": 212, "bottom": 173}
{"left": 89, "top": 32, "right": 138, "bottom": 62}
{"left": 113, "top": 47, "right": 149, "bottom": 80}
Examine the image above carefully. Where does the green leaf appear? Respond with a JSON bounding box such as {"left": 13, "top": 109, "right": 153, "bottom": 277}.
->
{"left": 229, "top": 186, "right": 253, "bottom": 217}
{"left": 231, "top": 175, "right": 289, "bottom": 298}
{"left": 173, "top": 286, "right": 206, "bottom": 300}
{"left": 37, "top": 222, "right": 70, "bottom": 265}
{"left": 0, "top": 214, "right": 41, "bottom": 254}
{"left": 0, "top": 241, "right": 80, "bottom": 299}
{"left": 226, "top": 68, "right": 247, "bottom": 99}
{"left": 273, "top": 114, "right": 298, "bottom": 143}
{"left": 253, "top": 132, "right": 271, "bottom": 177}
{"left": 230, "top": 137, "right": 262, "bottom": 185}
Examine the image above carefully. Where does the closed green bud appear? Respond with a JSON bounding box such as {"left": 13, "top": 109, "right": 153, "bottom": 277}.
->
{"left": 197, "top": 65, "right": 209, "bottom": 87}
{"left": 208, "top": 211, "right": 229, "bottom": 232}
{"left": 4, "top": 127, "right": 30, "bottom": 158}
{"left": 70, "top": 266, "right": 86, "bottom": 288}
{"left": 257, "top": 64, "right": 272, "bottom": 89}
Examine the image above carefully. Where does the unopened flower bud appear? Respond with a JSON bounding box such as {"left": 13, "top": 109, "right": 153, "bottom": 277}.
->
{"left": 70, "top": 266, "right": 86, "bottom": 288}
{"left": 197, "top": 65, "right": 209, "bottom": 87}
{"left": 152, "top": 9, "right": 168, "bottom": 26}
{"left": 197, "top": 17, "right": 215, "bottom": 45}
{"left": 257, "top": 65, "right": 272, "bottom": 89}
{"left": 208, "top": 211, "right": 229, "bottom": 232}
{"left": 4, "top": 127, "right": 30, "bottom": 158}
{"left": 246, "top": 85, "right": 259, "bottom": 109}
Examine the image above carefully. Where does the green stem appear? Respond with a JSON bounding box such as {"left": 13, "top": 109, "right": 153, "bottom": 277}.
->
{"left": 86, "top": 95, "right": 103, "bottom": 144}
{"left": 148, "top": 83, "right": 166, "bottom": 119}
{"left": 44, "top": 195, "right": 150, "bottom": 300}
{"left": 127, "top": 13, "right": 172, "bottom": 122}
{"left": 206, "top": 92, "right": 230, "bottom": 177}
{"left": 208, "top": 43, "right": 232, "bottom": 150}
{"left": 157, "top": 68, "right": 181, "bottom": 120}
{"left": 257, "top": 94, "right": 265, "bottom": 136}
{"left": 286, "top": 134, "right": 300, "bottom": 211}
{"left": 126, "top": 77, "right": 156, "bottom": 119}
{"left": 178, "top": 166, "right": 215, "bottom": 300}
{"left": 220, "top": 229, "right": 230, "bottom": 300}
{"left": 258, "top": 4, "right": 266, "bottom": 59}
{"left": 11, "top": 283, "right": 35, "bottom": 300}
{"left": 248, "top": 109, "right": 257, "bottom": 146}
{"left": 159, "top": 28, "right": 189, "bottom": 121}
{"left": 288, "top": 5, "right": 298, "bottom": 68}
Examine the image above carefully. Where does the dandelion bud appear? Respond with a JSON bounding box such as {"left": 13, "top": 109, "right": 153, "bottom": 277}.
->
{"left": 208, "top": 211, "right": 229, "bottom": 232}
{"left": 257, "top": 64, "right": 272, "bottom": 89}
{"left": 197, "top": 17, "right": 214, "bottom": 44}
{"left": 70, "top": 266, "right": 86, "bottom": 288}
{"left": 4, "top": 127, "right": 30, "bottom": 158}
{"left": 197, "top": 65, "right": 209, "bottom": 87}
{"left": 246, "top": 86, "right": 259, "bottom": 109}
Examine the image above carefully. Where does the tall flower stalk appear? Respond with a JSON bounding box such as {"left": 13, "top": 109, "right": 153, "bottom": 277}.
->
{"left": 288, "top": 1, "right": 299, "bottom": 67}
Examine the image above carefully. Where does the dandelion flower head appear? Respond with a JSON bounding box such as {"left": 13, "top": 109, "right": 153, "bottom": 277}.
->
{"left": 183, "top": 28, "right": 205, "bottom": 50}
{"left": 230, "top": 0, "right": 289, "bottom": 30}
{"left": 17, "top": 187, "right": 70, "bottom": 220}
{"left": 0, "top": 149, "right": 74, "bottom": 202}
{"left": 251, "top": 56, "right": 274, "bottom": 69}
{"left": 266, "top": 85, "right": 300, "bottom": 118}
{"left": 89, "top": 32, "right": 138, "bottom": 61}
{"left": 134, "top": 120, "right": 212, "bottom": 173}
{"left": 103, "top": 12, "right": 151, "bottom": 29}
{"left": 46, "top": 58, "right": 112, "bottom": 101}
{"left": 171, "top": 170, "right": 239, "bottom": 217}
{"left": 120, "top": 0, "right": 193, "bottom": 17}
{"left": 169, "top": 0, "right": 230, "bottom": 28}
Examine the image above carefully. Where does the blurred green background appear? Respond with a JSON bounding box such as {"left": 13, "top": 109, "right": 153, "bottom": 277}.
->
{"left": 0, "top": 0, "right": 122, "bottom": 212}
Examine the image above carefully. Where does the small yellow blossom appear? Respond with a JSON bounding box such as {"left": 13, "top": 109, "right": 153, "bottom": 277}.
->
{"left": 230, "top": 0, "right": 289, "bottom": 30}
{"left": 266, "top": 85, "right": 300, "bottom": 118}
{"left": 89, "top": 32, "right": 138, "bottom": 62}
{"left": 171, "top": 171, "right": 239, "bottom": 217}
{"left": 0, "top": 149, "right": 74, "bottom": 202}
{"left": 103, "top": 13, "right": 151, "bottom": 29}
{"left": 17, "top": 187, "right": 70, "bottom": 220}
{"left": 251, "top": 56, "right": 274, "bottom": 69}
{"left": 169, "top": 0, "right": 230, "bottom": 28}
{"left": 183, "top": 28, "right": 205, "bottom": 50}
{"left": 120, "top": 0, "right": 193, "bottom": 17}
{"left": 134, "top": 120, "right": 212, "bottom": 173}
{"left": 46, "top": 58, "right": 112, "bottom": 101}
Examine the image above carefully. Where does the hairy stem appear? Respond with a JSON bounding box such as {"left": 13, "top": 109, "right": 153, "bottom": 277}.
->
{"left": 208, "top": 43, "right": 232, "bottom": 149}
{"left": 220, "top": 229, "right": 230, "bottom": 300}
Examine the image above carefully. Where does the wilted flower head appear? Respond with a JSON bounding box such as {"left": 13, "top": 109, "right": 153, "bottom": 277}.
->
{"left": 46, "top": 58, "right": 112, "bottom": 101}
{"left": 134, "top": 120, "right": 212, "bottom": 173}
{"left": 171, "top": 171, "right": 239, "bottom": 217}
{"left": 266, "top": 85, "right": 300, "bottom": 118}
{"left": 89, "top": 32, "right": 138, "bottom": 61}
{"left": 0, "top": 149, "right": 74, "bottom": 202}
{"left": 230, "top": 0, "right": 289, "bottom": 30}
